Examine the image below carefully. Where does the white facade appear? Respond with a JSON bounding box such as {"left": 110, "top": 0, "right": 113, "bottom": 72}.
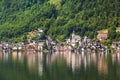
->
{"left": 71, "top": 31, "right": 81, "bottom": 47}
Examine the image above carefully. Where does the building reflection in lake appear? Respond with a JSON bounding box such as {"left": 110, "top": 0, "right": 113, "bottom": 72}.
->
{"left": 117, "top": 53, "right": 120, "bottom": 63}
{"left": 112, "top": 53, "right": 120, "bottom": 65}
{"left": 0, "top": 52, "right": 2, "bottom": 61}
{"left": 38, "top": 52, "right": 43, "bottom": 76}
{"left": 112, "top": 54, "right": 117, "bottom": 64}
{"left": 71, "top": 53, "right": 81, "bottom": 72}
{"left": 17, "top": 52, "right": 24, "bottom": 63}
{"left": 46, "top": 53, "right": 57, "bottom": 66}
{"left": 45, "top": 51, "right": 109, "bottom": 74}
{"left": 1, "top": 50, "right": 120, "bottom": 76}
{"left": 12, "top": 51, "right": 24, "bottom": 63}
{"left": 26, "top": 53, "right": 37, "bottom": 71}
{"left": 2, "top": 52, "right": 9, "bottom": 61}
{"left": 91, "top": 52, "right": 97, "bottom": 65}
{"left": 11, "top": 51, "right": 43, "bottom": 76}
{"left": 65, "top": 52, "right": 72, "bottom": 67}
{"left": 97, "top": 54, "right": 108, "bottom": 75}
{"left": 12, "top": 51, "right": 17, "bottom": 61}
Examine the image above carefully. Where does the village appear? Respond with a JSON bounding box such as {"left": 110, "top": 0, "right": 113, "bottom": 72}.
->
{"left": 0, "top": 28, "right": 120, "bottom": 54}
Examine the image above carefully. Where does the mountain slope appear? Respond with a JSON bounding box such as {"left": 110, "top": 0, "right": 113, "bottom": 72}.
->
{"left": 0, "top": 0, "right": 120, "bottom": 42}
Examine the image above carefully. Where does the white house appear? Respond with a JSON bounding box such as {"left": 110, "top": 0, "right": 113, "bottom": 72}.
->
{"left": 37, "top": 28, "right": 43, "bottom": 36}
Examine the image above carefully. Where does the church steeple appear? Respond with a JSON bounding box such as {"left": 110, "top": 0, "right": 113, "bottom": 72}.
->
{"left": 72, "top": 30, "right": 75, "bottom": 39}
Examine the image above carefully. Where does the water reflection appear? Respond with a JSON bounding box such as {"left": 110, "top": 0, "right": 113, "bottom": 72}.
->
{"left": 98, "top": 54, "right": 108, "bottom": 75}
{"left": 112, "top": 53, "right": 120, "bottom": 65}
{"left": 0, "top": 51, "right": 120, "bottom": 80}
{"left": 30, "top": 52, "right": 120, "bottom": 76}
{"left": 0, "top": 51, "right": 43, "bottom": 76}
{"left": 17, "top": 51, "right": 24, "bottom": 63}
{"left": 0, "top": 51, "right": 119, "bottom": 74}
{"left": 45, "top": 52, "right": 113, "bottom": 74}
{"left": 2, "top": 52, "right": 9, "bottom": 61}
{"left": 38, "top": 52, "right": 43, "bottom": 76}
{"left": 12, "top": 51, "right": 17, "bottom": 61}
{"left": 0, "top": 52, "right": 2, "bottom": 60}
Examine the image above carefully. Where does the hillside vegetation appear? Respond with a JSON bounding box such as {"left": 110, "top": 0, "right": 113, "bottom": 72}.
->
{"left": 0, "top": 0, "right": 120, "bottom": 42}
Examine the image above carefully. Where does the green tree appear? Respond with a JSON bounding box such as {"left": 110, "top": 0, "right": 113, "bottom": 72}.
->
{"left": 23, "top": 34, "right": 28, "bottom": 44}
{"left": 108, "top": 26, "right": 117, "bottom": 40}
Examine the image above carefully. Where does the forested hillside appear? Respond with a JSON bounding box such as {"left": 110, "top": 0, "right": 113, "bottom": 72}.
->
{"left": 0, "top": 0, "right": 120, "bottom": 42}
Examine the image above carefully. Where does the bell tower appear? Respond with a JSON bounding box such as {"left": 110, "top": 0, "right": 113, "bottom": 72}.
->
{"left": 72, "top": 30, "right": 75, "bottom": 39}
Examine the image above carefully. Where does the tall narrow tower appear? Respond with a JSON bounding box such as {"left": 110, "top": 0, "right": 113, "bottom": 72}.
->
{"left": 72, "top": 30, "right": 75, "bottom": 39}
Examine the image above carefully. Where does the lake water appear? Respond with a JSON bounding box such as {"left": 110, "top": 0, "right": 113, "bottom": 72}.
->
{"left": 0, "top": 51, "right": 120, "bottom": 80}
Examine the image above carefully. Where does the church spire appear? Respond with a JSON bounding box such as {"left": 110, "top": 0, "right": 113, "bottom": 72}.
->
{"left": 73, "top": 30, "right": 75, "bottom": 34}
{"left": 72, "top": 30, "right": 75, "bottom": 39}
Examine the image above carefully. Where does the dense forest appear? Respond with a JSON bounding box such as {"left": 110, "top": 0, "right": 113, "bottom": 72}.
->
{"left": 0, "top": 0, "right": 120, "bottom": 42}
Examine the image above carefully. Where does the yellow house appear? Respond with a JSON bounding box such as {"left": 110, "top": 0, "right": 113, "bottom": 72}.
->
{"left": 97, "top": 30, "right": 108, "bottom": 41}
